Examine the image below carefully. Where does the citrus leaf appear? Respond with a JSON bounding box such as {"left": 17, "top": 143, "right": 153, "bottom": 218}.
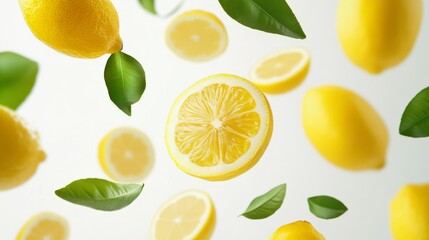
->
{"left": 104, "top": 51, "right": 146, "bottom": 116}
{"left": 218, "top": 0, "right": 306, "bottom": 39}
{"left": 240, "top": 183, "right": 286, "bottom": 219}
{"left": 399, "top": 87, "right": 429, "bottom": 137}
{"left": 308, "top": 195, "right": 348, "bottom": 219}
{"left": 55, "top": 178, "right": 144, "bottom": 211}
{"left": 0, "top": 52, "right": 38, "bottom": 110}
{"left": 138, "top": 0, "right": 157, "bottom": 14}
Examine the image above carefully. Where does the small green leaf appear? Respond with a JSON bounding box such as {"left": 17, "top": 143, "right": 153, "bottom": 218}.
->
{"left": 399, "top": 87, "right": 429, "bottom": 137}
{"left": 218, "top": 0, "right": 306, "bottom": 39}
{"left": 138, "top": 0, "right": 157, "bottom": 14}
{"left": 240, "top": 183, "right": 286, "bottom": 219}
{"left": 308, "top": 195, "right": 348, "bottom": 219}
{"left": 0, "top": 52, "right": 38, "bottom": 110}
{"left": 104, "top": 51, "right": 146, "bottom": 116}
{"left": 55, "top": 178, "right": 144, "bottom": 211}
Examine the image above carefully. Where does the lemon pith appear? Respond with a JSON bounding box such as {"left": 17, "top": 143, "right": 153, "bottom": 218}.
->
{"left": 165, "top": 74, "right": 272, "bottom": 181}
{"left": 270, "top": 221, "right": 325, "bottom": 240}
{"left": 16, "top": 212, "right": 69, "bottom": 240}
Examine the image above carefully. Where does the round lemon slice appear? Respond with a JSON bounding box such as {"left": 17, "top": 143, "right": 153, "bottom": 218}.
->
{"left": 16, "top": 212, "right": 69, "bottom": 240}
{"left": 165, "top": 10, "right": 228, "bottom": 62}
{"left": 151, "top": 190, "right": 215, "bottom": 240}
{"left": 165, "top": 74, "right": 273, "bottom": 181}
{"left": 98, "top": 127, "right": 155, "bottom": 182}
{"left": 250, "top": 48, "right": 310, "bottom": 94}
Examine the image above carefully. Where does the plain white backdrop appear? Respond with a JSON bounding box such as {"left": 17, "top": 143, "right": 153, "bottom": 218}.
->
{"left": 1, "top": 0, "right": 429, "bottom": 239}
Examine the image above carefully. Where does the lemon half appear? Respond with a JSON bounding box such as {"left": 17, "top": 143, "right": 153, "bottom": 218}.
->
{"left": 16, "top": 212, "right": 69, "bottom": 240}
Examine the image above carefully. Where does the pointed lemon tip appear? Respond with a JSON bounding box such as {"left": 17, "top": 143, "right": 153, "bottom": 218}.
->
{"left": 108, "top": 37, "right": 123, "bottom": 54}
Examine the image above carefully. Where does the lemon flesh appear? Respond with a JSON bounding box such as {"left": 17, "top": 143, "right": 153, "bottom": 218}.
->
{"left": 19, "top": 0, "right": 122, "bottom": 58}
{"left": 165, "top": 74, "right": 272, "bottom": 181}
{"left": 302, "top": 86, "right": 388, "bottom": 170}
{"left": 151, "top": 190, "right": 215, "bottom": 240}
{"left": 337, "top": 0, "right": 422, "bottom": 73}
{"left": 390, "top": 184, "right": 429, "bottom": 240}
{"left": 16, "top": 212, "right": 69, "bottom": 240}
{"left": 270, "top": 221, "right": 325, "bottom": 240}
{"left": 0, "top": 106, "right": 45, "bottom": 190}
{"left": 98, "top": 127, "right": 155, "bottom": 183}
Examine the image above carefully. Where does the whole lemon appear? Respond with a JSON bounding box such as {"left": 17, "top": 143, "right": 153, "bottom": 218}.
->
{"left": 337, "top": 0, "right": 423, "bottom": 73}
{"left": 0, "top": 106, "right": 46, "bottom": 190}
{"left": 19, "top": 0, "right": 123, "bottom": 58}
{"left": 390, "top": 184, "right": 429, "bottom": 240}
{"left": 270, "top": 221, "right": 325, "bottom": 240}
{"left": 302, "top": 86, "right": 388, "bottom": 170}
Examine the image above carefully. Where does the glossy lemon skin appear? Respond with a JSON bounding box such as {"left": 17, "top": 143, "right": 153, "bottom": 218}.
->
{"left": 390, "top": 184, "right": 429, "bottom": 240}
{"left": 302, "top": 86, "right": 388, "bottom": 170}
{"left": 19, "top": 0, "right": 122, "bottom": 58}
{"left": 270, "top": 221, "right": 325, "bottom": 240}
{"left": 337, "top": 0, "right": 423, "bottom": 73}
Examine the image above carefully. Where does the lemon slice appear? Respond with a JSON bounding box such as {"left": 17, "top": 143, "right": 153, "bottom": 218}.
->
{"left": 151, "top": 190, "right": 215, "bottom": 240}
{"left": 98, "top": 127, "right": 155, "bottom": 182}
{"left": 165, "top": 74, "right": 273, "bottom": 181}
{"left": 250, "top": 48, "right": 310, "bottom": 94}
{"left": 165, "top": 10, "right": 228, "bottom": 62}
{"left": 16, "top": 212, "right": 69, "bottom": 240}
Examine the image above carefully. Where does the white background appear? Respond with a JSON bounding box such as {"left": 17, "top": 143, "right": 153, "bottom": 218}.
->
{"left": 1, "top": 0, "right": 429, "bottom": 239}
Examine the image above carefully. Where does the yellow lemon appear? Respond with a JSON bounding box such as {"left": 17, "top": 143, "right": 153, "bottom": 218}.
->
{"left": 165, "top": 74, "right": 273, "bottom": 181}
{"left": 98, "top": 127, "right": 155, "bottom": 183}
{"left": 302, "top": 86, "right": 388, "bottom": 170}
{"left": 0, "top": 106, "right": 45, "bottom": 190}
{"left": 17, "top": 212, "right": 69, "bottom": 240}
{"left": 270, "top": 221, "right": 325, "bottom": 240}
{"left": 250, "top": 48, "right": 310, "bottom": 94}
{"left": 165, "top": 10, "right": 228, "bottom": 62}
{"left": 337, "top": 0, "right": 423, "bottom": 73}
{"left": 151, "top": 190, "right": 215, "bottom": 240}
{"left": 19, "top": 0, "right": 122, "bottom": 58}
{"left": 390, "top": 183, "right": 429, "bottom": 240}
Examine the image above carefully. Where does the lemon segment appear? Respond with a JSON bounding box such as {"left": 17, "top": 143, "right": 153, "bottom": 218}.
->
{"left": 98, "top": 127, "right": 155, "bottom": 183}
{"left": 16, "top": 212, "right": 69, "bottom": 240}
{"left": 250, "top": 48, "right": 310, "bottom": 94}
{"left": 165, "top": 74, "right": 273, "bottom": 181}
{"left": 270, "top": 221, "right": 325, "bottom": 240}
{"left": 165, "top": 10, "right": 228, "bottom": 62}
{"left": 19, "top": 0, "right": 122, "bottom": 58}
{"left": 0, "top": 106, "right": 45, "bottom": 190}
{"left": 151, "top": 190, "right": 215, "bottom": 240}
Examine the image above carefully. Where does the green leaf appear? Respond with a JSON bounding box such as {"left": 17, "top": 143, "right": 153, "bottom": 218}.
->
{"left": 240, "top": 183, "right": 286, "bottom": 219}
{"left": 308, "top": 195, "right": 348, "bottom": 219}
{"left": 218, "top": 0, "right": 306, "bottom": 39}
{"left": 0, "top": 52, "right": 38, "bottom": 110}
{"left": 55, "top": 178, "right": 144, "bottom": 211}
{"left": 104, "top": 51, "right": 146, "bottom": 116}
{"left": 138, "top": 0, "right": 157, "bottom": 14}
{"left": 399, "top": 87, "right": 429, "bottom": 137}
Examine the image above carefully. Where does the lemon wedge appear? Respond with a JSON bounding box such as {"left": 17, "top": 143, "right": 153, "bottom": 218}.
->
{"left": 16, "top": 212, "right": 69, "bottom": 240}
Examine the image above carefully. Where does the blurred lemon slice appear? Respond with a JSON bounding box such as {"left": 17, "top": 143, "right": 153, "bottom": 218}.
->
{"left": 165, "top": 10, "right": 228, "bottom": 62}
{"left": 98, "top": 127, "right": 155, "bottom": 182}
{"left": 16, "top": 212, "right": 69, "bottom": 240}
{"left": 250, "top": 48, "right": 310, "bottom": 94}
{"left": 165, "top": 74, "right": 273, "bottom": 181}
{"left": 152, "top": 190, "right": 215, "bottom": 240}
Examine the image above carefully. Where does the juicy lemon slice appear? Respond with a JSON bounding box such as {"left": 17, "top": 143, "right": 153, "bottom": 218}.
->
{"left": 98, "top": 127, "right": 155, "bottom": 182}
{"left": 165, "top": 10, "right": 228, "bottom": 62}
{"left": 165, "top": 74, "right": 273, "bottom": 181}
{"left": 250, "top": 48, "right": 310, "bottom": 94}
{"left": 151, "top": 190, "right": 215, "bottom": 240}
{"left": 16, "top": 212, "right": 69, "bottom": 240}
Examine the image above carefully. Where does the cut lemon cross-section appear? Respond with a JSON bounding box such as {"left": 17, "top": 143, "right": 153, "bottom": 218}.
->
{"left": 165, "top": 74, "right": 273, "bottom": 181}
{"left": 151, "top": 190, "right": 215, "bottom": 240}
{"left": 165, "top": 10, "right": 228, "bottom": 62}
{"left": 16, "top": 212, "right": 69, "bottom": 240}
{"left": 98, "top": 127, "right": 155, "bottom": 182}
{"left": 250, "top": 48, "right": 310, "bottom": 94}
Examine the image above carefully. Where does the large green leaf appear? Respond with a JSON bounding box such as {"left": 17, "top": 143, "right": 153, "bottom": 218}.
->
{"left": 240, "top": 183, "right": 286, "bottom": 219}
{"left": 55, "top": 178, "right": 144, "bottom": 211}
{"left": 104, "top": 51, "right": 146, "bottom": 116}
{"left": 0, "top": 52, "right": 38, "bottom": 109}
{"left": 308, "top": 195, "right": 348, "bottom": 219}
{"left": 400, "top": 87, "right": 429, "bottom": 137}
{"left": 218, "top": 0, "right": 306, "bottom": 39}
